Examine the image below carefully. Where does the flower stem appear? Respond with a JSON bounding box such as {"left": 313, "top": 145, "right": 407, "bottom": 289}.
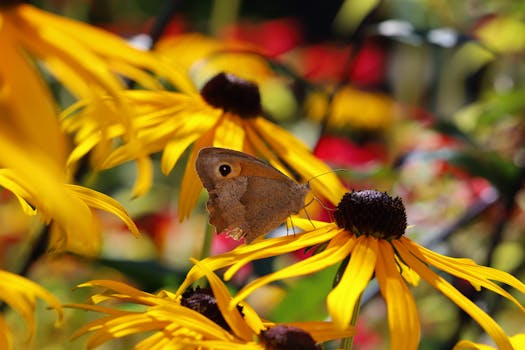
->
{"left": 342, "top": 293, "right": 362, "bottom": 350}
{"left": 0, "top": 224, "right": 49, "bottom": 312}
{"left": 334, "top": 256, "right": 362, "bottom": 350}
{"left": 199, "top": 224, "right": 215, "bottom": 260}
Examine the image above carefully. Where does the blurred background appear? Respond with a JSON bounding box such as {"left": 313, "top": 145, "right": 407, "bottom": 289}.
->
{"left": 3, "top": 0, "right": 525, "bottom": 348}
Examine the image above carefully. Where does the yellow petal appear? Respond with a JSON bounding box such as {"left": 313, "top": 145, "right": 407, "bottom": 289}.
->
{"left": 232, "top": 232, "right": 353, "bottom": 308}
{"left": 224, "top": 224, "right": 343, "bottom": 280}
{"left": 454, "top": 333, "right": 525, "bottom": 349}
{"left": 175, "top": 223, "right": 342, "bottom": 296}
{"left": 253, "top": 118, "right": 347, "bottom": 205}
{"left": 160, "top": 135, "right": 195, "bottom": 175}
{"left": 131, "top": 156, "right": 154, "bottom": 197}
{"left": 327, "top": 236, "right": 378, "bottom": 329}
{"left": 394, "top": 240, "right": 514, "bottom": 350}
{"left": 401, "top": 238, "right": 525, "bottom": 312}
{"left": 191, "top": 259, "right": 257, "bottom": 341}
{"left": 65, "top": 184, "right": 140, "bottom": 237}
{"left": 0, "top": 269, "right": 63, "bottom": 339}
{"left": 213, "top": 113, "right": 245, "bottom": 150}
{"left": 375, "top": 240, "right": 420, "bottom": 349}
{"left": 0, "top": 22, "right": 66, "bottom": 162}
{"left": 178, "top": 127, "right": 217, "bottom": 219}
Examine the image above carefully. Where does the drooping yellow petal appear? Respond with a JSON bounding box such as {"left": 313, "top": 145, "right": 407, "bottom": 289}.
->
{"left": 394, "top": 240, "right": 514, "bottom": 350}
{"left": 0, "top": 269, "right": 63, "bottom": 341}
{"left": 0, "top": 137, "right": 96, "bottom": 254}
{"left": 402, "top": 237, "right": 525, "bottom": 310}
{"left": 395, "top": 254, "right": 420, "bottom": 287}
{"left": 191, "top": 259, "right": 258, "bottom": 341}
{"left": 213, "top": 113, "right": 246, "bottom": 150}
{"left": 375, "top": 240, "right": 420, "bottom": 350}
{"left": 253, "top": 117, "right": 347, "bottom": 205}
{"left": 0, "top": 21, "right": 66, "bottom": 162}
{"left": 175, "top": 223, "right": 342, "bottom": 295}
{"left": 243, "top": 121, "right": 300, "bottom": 177}
{"left": 12, "top": 4, "right": 193, "bottom": 94}
{"left": 131, "top": 156, "right": 154, "bottom": 198}
{"left": 9, "top": 9, "right": 124, "bottom": 98}
{"left": 453, "top": 339, "right": 497, "bottom": 350}
{"left": 178, "top": 127, "right": 217, "bottom": 219}
{"left": 161, "top": 133, "right": 203, "bottom": 175}
{"left": 65, "top": 184, "right": 140, "bottom": 237}
{"left": 327, "top": 236, "right": 378, "bottom": 330}
{"left": 231, "top": 232, "right": 353, "bottom": 308}
{"left": 75, "top": 280, "right": 156, "bottom": 304}
{"left": 454, "top": 334, "right": 525, "bottom": 350}
{"left": 224, "top": 224, "right": 343, "bottom": 280}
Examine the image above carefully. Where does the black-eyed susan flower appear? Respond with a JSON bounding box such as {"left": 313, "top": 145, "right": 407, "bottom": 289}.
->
{"left": 177, "top": 189, "right": 525, "bottom": 350}
{"left": 64, "top": 71, "right": 346, "bottom": 211}
{"left": 154, "top": 33, "right": 273, "bottom": 91}
{"left": 0, "top": 27, "right": 139, "bottom": 255}
{"left": 67, "top": 260, "right": 352, "bottom": 349}
{"left": 0, "top": 269, "right": 62, "bottom": 349}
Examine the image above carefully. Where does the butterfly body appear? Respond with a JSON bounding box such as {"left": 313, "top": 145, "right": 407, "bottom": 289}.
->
{"left": 195, "top": 147, "right": 309, "bottom": 243}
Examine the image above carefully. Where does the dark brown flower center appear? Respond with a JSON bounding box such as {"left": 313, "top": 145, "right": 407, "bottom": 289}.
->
{"left": 260, "top": 325, "right": 320, "bottom": 350}
{"left": 181, "top": 287, "right": 241, "bottom": 331}
{"left": 200, "top": 72, "right": 262, "bottom": 118}
{"left": 0, "top": 0, "right": 23, "bottom": 8}
{"left": 334, "top": 190, "right": 407, "bottom": 240}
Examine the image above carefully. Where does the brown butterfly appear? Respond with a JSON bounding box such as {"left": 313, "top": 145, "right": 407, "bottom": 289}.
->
{"left": 195, "top": 147, "right": 309, "bottom": 243}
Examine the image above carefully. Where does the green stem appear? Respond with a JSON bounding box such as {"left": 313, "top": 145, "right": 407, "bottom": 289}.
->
{"left": 342, "top": 293, "right": 362, "bottom": 350}
{"left": 199, "top": 223, "right": 215, "bottom": 260}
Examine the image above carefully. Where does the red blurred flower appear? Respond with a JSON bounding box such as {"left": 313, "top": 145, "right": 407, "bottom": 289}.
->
{"left": 314, "top": 135, "right": 387, "bottom": 169}
{"left": 349, "top": 40, "right": 387, "bottom": 86}
{"left": 221, "top": 18, "right": 302, "bottom": 56}
{"left": 296, "top": 39, "right": 387, "bottom": 85}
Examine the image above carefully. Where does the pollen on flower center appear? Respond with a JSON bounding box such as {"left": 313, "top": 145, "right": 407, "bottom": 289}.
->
{"left": 200, "top": 72, "right": 262, "bottom": 118}
{"left": 334, "top": 190, "right": 407, "bottom": 240}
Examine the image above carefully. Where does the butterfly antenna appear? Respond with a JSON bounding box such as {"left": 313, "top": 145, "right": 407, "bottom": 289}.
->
{"left": 306, "top": 168, "right": 348, "bottom": 188}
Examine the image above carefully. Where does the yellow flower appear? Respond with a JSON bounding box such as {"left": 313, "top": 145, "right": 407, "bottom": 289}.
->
{"left": 0, "top": 269, "right": 63, "bottom": 349}
{"left": 154, "top": 33, "right": 272, "bottom": 92}
{"left": 0, "top": 20, "right": 139, "bottom": 255}
{"left": 454, "top": 334, "right": 525, "bottom": 350}
{"left": 68, "top": 260, "right": 352, "bottom": 349}
{"left": 1, "top": 3, "right": 191, "bottom": 98}
{"left": 1, "top": 2, "right": 191, "bottom": 167}
{"left": 177, "top": 189, "right": 525, "bottom": 350}
{"left": 64, "top": 72, "right": 346, "bottom": 209}
{"left": 154, "top": 34, "right": 299, "bottom": 122}
{"left": 306, "top": 85, "right": 397, "bottom": 131}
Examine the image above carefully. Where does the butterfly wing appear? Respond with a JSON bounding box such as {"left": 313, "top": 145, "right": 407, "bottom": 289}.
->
{"left": 195, "top": 147, "right": 309, "bottom": 243}
{"left": 206, "top": 177, "right": 248, "bottom": 240}
{"left": 241, "top": 177, "right": 308, "bottom": 242}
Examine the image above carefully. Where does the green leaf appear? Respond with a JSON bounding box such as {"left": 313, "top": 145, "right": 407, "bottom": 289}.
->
{"left": 270, "top": 264, "right": 338, "bottom": 322}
